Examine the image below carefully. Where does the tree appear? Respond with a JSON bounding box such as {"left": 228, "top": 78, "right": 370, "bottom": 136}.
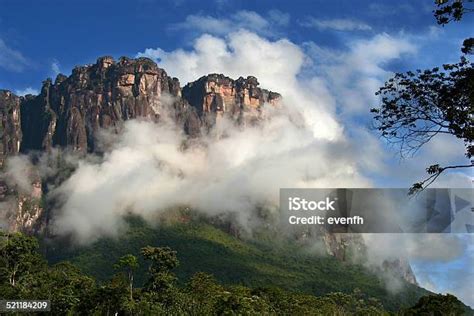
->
{"left": 434, "top": 0, "right": 473, "bottom": 55}
{"left": 0, "top": 231, "right": 46, "bottom": 289}
{"left": 89, "top": 275, "right": 130, "bottom": 316}
{"left": 185, "top": 272, "right": 224, "bottom": 314}
{"left": 30, "top": 262, "right": 95, "bottom": 315}
{"left": 0, "top": 232, "right": 97, "bottom": 314}
{"left": 214, "top": 285, "right": 273, "bottom": 315}
{"left": 401, "top": 293, "right": 467, "bottom": 316}
{"left": 114, "top": 254, "right": 138, "bottom": 302}
{"left": 371, "top": 58, "right": 473, "bottom": 193}
{"left": 371, "top": 1, "right": 474, "bottom": 194}
{"left": 434, "top": 0, "right": 473, "bottom": 24}
{"left": 141, "top": 246, "right": 179, "bottom": 293}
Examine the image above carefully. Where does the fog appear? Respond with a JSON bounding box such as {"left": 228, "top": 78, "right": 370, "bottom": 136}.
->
{"left": 48, "top": 102, "right": 370, "bottom": 243}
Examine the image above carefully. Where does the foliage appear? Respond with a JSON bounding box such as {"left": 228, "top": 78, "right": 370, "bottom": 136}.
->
{"left": 141, "top": 246, "right": 178, "bottom": 293}
{"left": 0, "top": 231, "right": 46, "bottom": 290}
{"left": 0, "top": 232, "right": 95, "bottom": 315}
{"left": 400, "top": 293, "right": 468, "bottom": 316}
{"left": 372, "top": 58, "right": 473, "bottom": 158}
{"left": 434, "top": 0, "right": 473, "bottom": 56}
{"left": 434, "top": 0, "right": 473, "bottom": 25}
{"left": 114, "top": 254, "right": 138, "bottom": 302}
{"left": 371, "top": 1, "right": 473, "bottom": 194}
{"left": 45, "top": 216, "right": 431, "bottom": 311}
{"left": 1, "top": 229, "right": 471, "bottom": 315}
{"left": 371, "top": 57, "right": 474, "bottom": 194}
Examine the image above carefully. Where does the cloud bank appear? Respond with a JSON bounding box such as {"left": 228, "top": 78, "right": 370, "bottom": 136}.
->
{"left": 51, "top": 104, "right": 370, "bottom": 243}
{"left": 50, "top": 30, "right": 469, "bottom": 244}
{"left": 51, "top": 30, "right": 424, "bottom": 243}
{"left": 139, "top": 30, "right": 342, "bottom": 140}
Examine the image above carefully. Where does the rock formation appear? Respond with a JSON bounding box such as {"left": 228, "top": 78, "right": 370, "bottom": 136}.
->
{"left": 19, "top": 56, "right": 203, "bottom": 154}
{"left": 0, "top": 56, "right": 281, "bottom": 234}
{"left": 0, "top": 91, "right": 22, "bottom": 167}
{"left": 383, "top": 258, "right": 418, "bottom": 285}
{"left": 183, "top": 74, "right": 281, "bottom": 128}
{"left": 1, "top": 57, "right": 281, "bottom": 157}
{"left": 0, "top": 178, "right": 45, "bottom": 235}
{"left": 0, "top": 56, "right": 417, "bottom": 286}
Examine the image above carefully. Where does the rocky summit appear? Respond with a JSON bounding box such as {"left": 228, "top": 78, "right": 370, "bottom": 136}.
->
{"left": 1, "top": 56, "right": 281, "bottom": 162}
{"left": 0, "top": 55, "right": 281, "bottom": 233}
{"left": 183, "top": 74, "right": 281, "bottom": 128}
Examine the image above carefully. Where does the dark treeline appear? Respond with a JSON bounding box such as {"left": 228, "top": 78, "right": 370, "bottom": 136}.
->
{"left": 0, "top": 231, "right": 469, "bottom": 315}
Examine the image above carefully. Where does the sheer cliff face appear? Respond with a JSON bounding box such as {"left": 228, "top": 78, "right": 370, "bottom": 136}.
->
{"left": 0, "top": 56, "right": 281, "bottom": 232}
{"left": 20, "top": 56, "right": 202, "bottom": 154}
{"left": 0, "top": 91, "right": 22, "bottom": 167}
{"left": 0, "top": 179, "right": 45, "bottom": 235}
{"left": 10, "top": 57, "right": 281, "bottom": 155}
{"left": 183, "top": 74, "right": 281, "bottom": 127}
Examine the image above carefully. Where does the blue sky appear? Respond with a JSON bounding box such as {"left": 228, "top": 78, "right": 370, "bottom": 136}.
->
{"left": 1, "top": 0, "right": 471, "bottom": 92}
{"left": 1, "top": 0, "right": 473, "bottom": 308}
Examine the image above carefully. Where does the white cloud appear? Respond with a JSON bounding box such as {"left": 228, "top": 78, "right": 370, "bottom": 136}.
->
{"left": 51, "top": 110, "right": 370, "bottom": 243}
{"left": 58, "top": 29, "right": 470, "bottom": 247}
{"left": 303, "top": 33, "right": 417, "bottom": 113}
{"left": 138, "top": 30, "right": 342, "bottom": 140}
{"left": 4, "top": 156, "right": 35, "bottom": 194}
{"left": 137, "top": 30, "right": 472, "bottom": 193}
{"left": 171, "top": 15, "right": 230, "bottom": 34}
{"left": 268, "top": 9, "right": 290, "bottom": 26}
{"left": 411, "top": 235, "right": 474, "bottom": 307}
{"left": 233, "top": 10, "right": 270, "bottom": 29}
{"left": 51, "top": 60, "right": 61, "bottom": 76}
{"left": 362, "top": 233, "right": 474, "bottom": 303}
{"left": 170, "top": 10, "right": 288, "bottom": 37}
{"left": 376, "top": 133, "right": 472, "bottom": 188}
{"left": 300, "top": 17, "right": 372, "bottom": 31}
{"left": 301, "top": 31, "right": 471, "bottom": 188}
{"left": 53, "top": 30, "right": 408, "bottom": 243}
{"left": 15, "top": 87, "right": 39, "bottom": 96}
{"left": 0, "top": 39, "right": 29, "bottom": 72}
